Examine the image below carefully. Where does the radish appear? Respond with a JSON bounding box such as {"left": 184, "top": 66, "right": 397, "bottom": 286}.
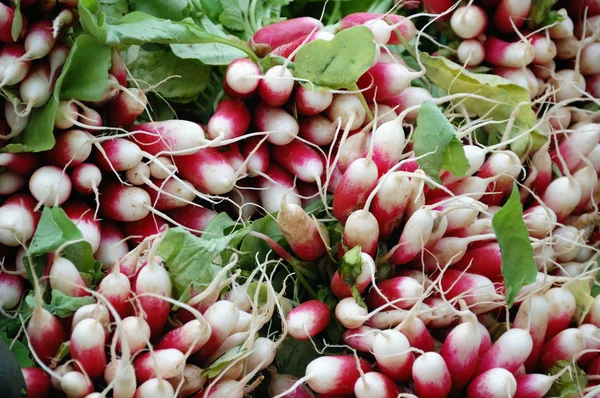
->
{"left": 240, "top": 135, "right": 270, "bottom": 176}
{"left": 484, "top": 36, "right": 534, "bottom": 68}
{"left": 0, "top": 272, "right": 24, "bottom": 310}
{"left": 131, "top": 120, "right": 206, "bottom": 156}
{"left": 299, "top": 115, "right": 338, "bottom": 146}
{"left": 366, "top": 276, "right": 423, "bottom": 311}
{"left": 0, "top": 171, "right": 26, "bottom": 195}
{"left": 389, "top": 207, "right": 435, "bottom": 264}
{"left": 277, "top": 202, "right": 328, "bottom": 261}
{"left": 372, "top": 329, "right": 414, "bottom": 382}
{"left": 253, "top": 102, "right": 299, "bottom": 146}
{"left": 49, "top": 256, "right": 88, "bottom": 297}
{"left": 343, "top": 210, "right": 379, "bottom": 257}
{"left": 335, "top": 297, "right": 368, "bottom": 329}
{"left": 99, "top": 181, "right": 151, "bottom": 222}
{"left": 422, "top": 0, "right": 454, "bottom": 18}
{"left": 370, "top": 172, "right": 411, "bottom": 236}
{"left": 156, "top": 318, "right": 211, "bottom": 354}
{"left": 402, "top": 316, "right": 434, "bottom": 352}
{"left": 269, "top": 374, "right": 315, "bottom": 398}
{"left": 134, "top": 348, "right": 186, "bottom": 383}
{"left": 551, "top": 123, "right": 600, "bottom": 174}
{"left": 0, "top": 44, "right": 31, "bottom": 89}
{"left": 332, "top": 158, "right": 378, "bottom": 223}
{"left": 358, "top": 62, "right": 421, "bottom": 101}
{"left": 134, "top": 259, "right": 172, "bottom": 338}
{"left": 440, "top": 270, "right": 501, "bottom": 314}
{"left": 95, "top": 221, "right": 128, "bottom": 270}
{"left": 494, "top": 67, "right": 539, "bottom": 98}
{"left": 147, "top": 156, "right": 175, "bottom": 180}
{"left": 0, "top": 3, "right": 27, "bottom": 43}
{"left": 370, "top": 118, "right": 406, "bottom": 176}
{"left": 63, "top": 201, "right": 101, "bottom": 253}
{"left": 250, "top": 17, "right": 324, "bottom": 52}
{"left": 106, "top": 88, "right": 148, "bottom": 128}
{"left": 98, "top": 268, "right": 132, "bottom": 318}
{"left": 144, "top": 178, "right": 195, "bottom": 210}
{"left": 205, "top": 331, "right": 250, "bottom": 364}
{"left": 54, "top": 101, "right": 78, "bottom": 130}
{"left": 70, "top": 318, "right": 107, "bottom": 379}
{"left": 272, "top": 139, "right": 324, "bottom": 182}
{"left": 257, "top": 163, "right": 301, "bottom": 213}
{"left": 271, "top": 31, "right": 334, "bottom": 60}
{"left": 26, "top": 292, "right": 67, "bottom": 365}
{"left": 194, "top": 300, "right": 239, "bottom": 362}
{"left": 207, "top": 99, "right": 250, "bottom": 140}
{"left": 60, "top": 371, "right": 93, "bottom": 398}
{"left": 29, "top": 165, "right": 71, "bottom": 206}
{"left": 550, "top": 69, "right": 586, "bottom": 102}
{"left": 582, "top": 43, "right": 600, "bottom": 76}
{"left": 339, "top": 13, "right": 417, "bottom": 44}
{"left": 330, "top": 252, "right": 375, "bottom": 299}
{"left": 512, "top": 294, "right": 551, "bottom": 371}
{"left": 343, "top": 325, "right": 378, "bottom": 352}
{"left": 22, "top": 368, "right": 50, "bottom": 398}
{"left": 166, "top": 205, "right": 217, "bottom": 236}
{"left": 553, "top": 225, "right": 584, "bottom": 262}
{"left": 95, "top": 138, "right": 143, "bottom": 172}
{"left": 493, "top": 0, "right": 531, "bottom": 33}
{"left": 440, "top": 314, "right": 482, "bottom": 391}
{"left": 550, "top": 8, "right": 573, "bottom": 38}
{"left": 4, "top": 102, "right": 30, "bottom": 138}
{"left": 295, "top": 86, "right": 333, "bottom": 116}
{"left": 223, "top": 58, "right": 261, "bottom": 99}
{"left": 114, "top": 316, "right": 150, "bottom": 355}
{"left": 22, "top": 19, "right": 55, "bottom": 60}
{"left": 541, "top": 176, "right": 582, "bottom": 222}
{"left": 514, "top": 371, "right": 568, "bottom": 398}
{"left": 412, "top": 352, "right": 452, "bottom": 398}
{"left": 47, "top": 129, "right": 93, "bottom": 168}
{"left": 247, "top": 337, "right": 278, "bottom": 372}
{"left": 71, "top": 163, "right": 102, "bottom": 195}
{"left": 453, "top": 242, "right": 502, "bottom": 279}
{"left": 578, "top": 324, "right": 600, "bottom": 366}
{"left": 134, "top": 378, "right": 175, "bottom": 398}
{"left": 384, "top": 87, "right": 433, "bottom": 121}
{"left": 419, "top": 234, "right": 496, "bottom": 272}
{"left": 88, "top": 74, "right": 120, "bottom": 107}
{"left": 167, "top": 364, "right": 203, "bottom": 397}
{"left": 354, "top": 371, "right": 400, "bottom": 398}
{"left": 0, "top": 193, "right": 39, "bottom": 246}
{"left": 527, "top": 145, "right": 552, "bottom": 195}
{"left": 327, "top": 94, "right": 366, "bottom": 130}
{"left": 544, "top": 287, "right": 576, "bottom": 342}
{"left": 474, "top": 328, "right": 533, "bottom": 375}
{"left": 19, "top": 61, "right": 53, "bottom": 113}
{"left": 125, "top": 162, "right": 150, "bottom": 186}
{"left": 540, "top": 328, "right": 586, "bottom": 369}
{"left": 457, "top": 40, "right": 486, "bottom": 67}
{"left": 71, "top": 303, "right": 110, "bottom": 333}
{"left": 259, "top": 65, "right": 294, "bottom": 107}
{"left": 523, "top": 206, "right": 556, "bottom": 239}
{"left": 467, "top": 368, "right": 517, "bottom": 398}
{"left": 450, "top": 5, "right": 488, "bottom": 39}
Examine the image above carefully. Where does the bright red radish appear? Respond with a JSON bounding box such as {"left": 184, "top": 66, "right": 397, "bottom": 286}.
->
{"left": 165, "top": 205, "right": 217, "bottom": 236}
{"left": 194, "top": 300, "right": 239, "bottom": 362}
{"left": 475, "top": 328, "right": 533, "bottom": 375}
{"left": 286, "top": 300, "right": 330, "bottom": 340}
{"left": 332, "top": 158, "right": 378, "bottom": 223}
{"left": 0, "top": 272, "right": 24, "bottom": 310}
{"left": 271, "top": 31, "right": 334, "bottom": 60}
{"left": 297, "top": 355, "right": 372, "bottom": 395}
{"left": 343, "top": 325, "right": 378, "bottom": 353}
{"left": 22, "top": 19, "right": 55, "bottom": 60}
{"left": 95, "top": 138, "right": 143, "bottom": 172}
{"left": 269, "top": 374, "right": 315, "bottom": 398}
{"left": 223, "top": 58, "right": 261, "bottom": 99}
{"left": 339, "top": 13, "right": 417, "bottom": 44}
{"left": 257, "top": 163, "right": 301, "bottom": 213}
{"left": 116, "top": 316, "right": 150, "bottom": 355}
{"left": 239, "top": 135, "right": 270, "bottom": 176}
{"left": 63, "top": 201, "right": 101, "bottom": 253}
{"left": 467, "top": 368, "right": 517, "bottom": 398}
{"left": 95, "top": 221, "right": 128, "bottom": 270}
{"left": 389, "top": 207, "right": 435, "bottom": 264}
{"left": 26, "top": 302, "right": 67, "bottom": 364}
{"left": 412, "top": 352, "right": 452, "bottom": 398}
{"left": 484, "top": 36, "right": 534, "bottom": 68}
{"left": 440, "top": 270, "right": 500, "bottom": 314}
{"left": 453, "top": 242, "right": 502, "bottom": 279}
{"left": 277, "top": 202, "right": 328, "bottom": 261}
{"left": 295, "top": 86, "right": 333, "bottom": 116}
{"left": 366, "top": 276, "right": 423, "bottom": 311}
{"left": 0, "top": 193, "right": 39, "bottom": 246}
{"left": 544, "top": 286, "right": 576, "bottom": 340}
{"left": 540, "top": 328, "right": 585, "bottom": 369}
{"left": 49, "top": 256, "right": 89, "bottom": 297}
{"left": 372, "top": 329, "right": 414, "bottom": 382}
{"left": 493, "top": 0, "right": 531, "bottom": 33}
{"left": 156, "top": 319, "right": 211, "bottom": 354}
{"left": 70, "top": 318, "right": 107, "bottom": 379}
{"left": 551, "top": 123, "right": 600, "bottom": 174}
{"left": 330, "top": 252, "right": 375, "bottom": 299}
{"left": 343, "top": 210, "right": 379, "bottom": 257}
{"left": 250, "top": 17, "right": 324, "bottom": 52}
{"left": 370, "top": 172, "right": 411, "bottom": 236}
{"left": 578, "top": 324, "right": 600, "bottom": 366}
{"left": 0, "top": 152, "right": 40, "bottom": 175}
{"left": 0, "top": 3, "right": 27, "bottom": 43}
{"left": 98, "top": 268, "right": 132, "bottom": 318}
{"left": 298, "top": 115, "right": 338, "bottom": 146}
{"left": 207, "top": 99, "right": 250, "bottom": 140}
{"left": 514, "top": 372, "right": 563, "bottom": 398}
{"left": 134, "top": 348, "right": 185, "bottom": 383}
{"left": 106, "top": 88, "right": 148, "bottom": 128}
{"left": 513, "top": 294, "right": 551, "bottom": 372}
{"left": 451, "top": 5, "right": 488, "bottom": 39}
{"left": 254, "top": 102, "right": 299, "bottom": 145}
{"left": 22, "top": 368, "right": 50, "bottom": 398}
{"left": 272, "top": 139, "right": 324, "bottom": 182}
{"left": 99, "top": 181, "right": 151, "bottom": 222}
{"left": 441, "top": 316, "right": 482, "bottom": 391}
{"left": 144, "top": 178, "right": 195, "bottom": 210}
{"left": 354, "top": 371, "right": 400, "bottom": 398}
{"left": 134, "top": 260, "right": 172, "bottom": 338}
{"left": 259, "top": 65, "right": 294, "bottom": 107}
{"left": 402, "top": 316, "right": 434, "bottom": 352}
{"left": 29, "top": 165, "right": 71, "bottom": 206}
{"left": 0, "top": 44, "right": 31, "bottom": 89}
{"left": 358, "top": 62, "right": 420, "bottom": 101}
{"left": 131, "top": 120, "right": 206, "bottom": 156}
{"left": 385, "top": 87, "right": 433, "bottom": 122}
{"left": 370, "top": 118, "right": 406, "bottom": 176}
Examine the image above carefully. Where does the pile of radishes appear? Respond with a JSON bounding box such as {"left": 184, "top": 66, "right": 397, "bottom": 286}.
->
{"left": 2, "top": 0, "right": 600, "bottom": 397}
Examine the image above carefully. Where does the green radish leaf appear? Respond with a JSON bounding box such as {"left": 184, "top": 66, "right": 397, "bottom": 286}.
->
{"left": 276, "top": 338, "right": 322, "bottom": 378}
{"left": 11, "top": 0, "right": 22, "bottom": 43}
{"left": 100, "top": 0, "right": 130, "bottom": 23}
{"left": 566, "top": 280, "right": 596, "bottom": 325}
{"left": 421, "top": 53, "right": 545, "bottom": 155}
{"left": 237, "top": 214, "right": 287, "bottom": 268}
{"left": 202, "top": 345, "right": 247, "bottom": 378}
{"left": 202, "top": 212, "right": 239, "bottom": 238}
{"left": 53, "top": 341, "right": 71, "bottom": 363}
{"left": 132, "top": 0, "right": 189, "bottom": 21}
{"left": 26, "top": 207, "right": 98, "bottom": 282}
{"left": 591, "top": 258, "right": 600, "bottom": 297}
{"left": 0, "top": 338, "right": 26, "bottom": 398}
{"left": 339, "top": 245, "right": 362, "bottom": 286}
{"left": 528, "top": 0, "right": 565, "bottom": 29}
{"left": 547, "top": 360, "right": 587, "bottom": 398}
{"left": 413, "top": 100, "right": 470, "bottom": 183}
{"left": 0, "top": 332, "right": 32, "bottom": 368}
{"left": 491, "top": 184, "right": 537, "bottom": 307}
{"left": 126, "top": 48, "right": 210, "bottom": 102}
{"left": 45, "top": 290, "right": 96, "bottom": 318}
{"left": 247, "top": 282, "right": 269, "bottom": 306}
{"left": 219, "top": 0, "right": 250, "bottom": 33}
{"left": 294, "top": 26, "right": 377, "bottom": 90}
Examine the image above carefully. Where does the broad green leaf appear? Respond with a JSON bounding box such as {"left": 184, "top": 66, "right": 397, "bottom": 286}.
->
{"left": 421, "top": 53, "right": 544, "bottom": 154}
{"left": 548, "top": 361, "right": 587, "bottom": 398}
{"left": 528, "top": 0, "right": 565, "bottom": 29}
{"left": 294, "top": 26, "right": 377, "bottom": 90}
{"left": 275, "top": 338, "right": 322, "bottom": 378}
{"left": 202, "top": 212, "right": 238, "bottom": 238}
{"left": 127, "top": 48, "right": 210, "bottom": 102}
{"left": 0, "top": 338, "right": 26, "bottom": 398}
{"left": 238, "top": 214, "right": 286, "bottom": 267}
{"left": 11, "top": 0, "right": 22, "bottom": 43}
{"left": 566, "top": 280, "right": 596, "bottom": 325}
{"left": 0, "top": 332, "right": 32, "bottom": 368}
{"left": 24, "top": 290, "right": 95, "bottom": 318}
{"left": 133, "top": 0, "right": 189, "bottom": 21}
{"left": 202, "top": 345, "right": 247, "bottom": 378}
{"left": 413, "top": 100, "right": 470, "bottom": 183}
{"left": 201, "top": 0, "right": 224, "bottom": 21}
{"left": 100, "top": 0, "right": 130, "bottom": 23}
{"left": 156, "top": 227, "right": 234, "bottom": 298}
{"left": 339, "top": 245, "right": 362, "bottom": 286}
{"left": 491, "top": 185, "right": 537, "bottom": 307}
{"left": 219, "top": 0, "right": 249, "bottom": 32}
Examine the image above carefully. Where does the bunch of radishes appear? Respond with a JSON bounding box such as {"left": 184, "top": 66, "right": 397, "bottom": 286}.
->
{"left": 1, "top": 0, "right": 600, "bottom": 397}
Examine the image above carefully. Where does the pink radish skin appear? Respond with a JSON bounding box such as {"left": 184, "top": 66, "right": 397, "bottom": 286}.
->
{"left": 98, "top": 269, "right": 131, "bottom": 319}
{"left": 259, "top": 65, "right": 295, "bottom": 107}
{"left": 20, "top": 61, "right": 53, "bottom": 110}
{"left": 271, "top": 31, "right": 334, "bottom": 60}
{"left": 96, "top": 138, "right": 143, "bottom": 172}
{"left": 371, "top": 172, "right": 411, "bottom": 236}
{"left": 494, "top": 0, "right": 531, "bottom": 33}
{"left": 302, "top": 355, "right": 372, "bottom": 395}
{"left": 513, "top": 295, "right": 551, "bottom": 372}
{"left": 131, "top": 120, "right": 206, "bottom": 156}
{"left": 295, "top": 86, "right": 333, "bottom": 116}
{"left": 54, "top": 101, "right": 78, "bottom": 130}
{"left": 333, "top": 158, "right": 378, "bottom": 223}
{"left": 578, "top": 324, "right": 600, "bottom": 366}
{"left": 286, "top": 300, "right": 331, "bottom": 340}
{"left": 458, "top": 40, "right": 486, "bottom": 67}
{"left": 366, "top": 276, "right": 423, "bottom": 311}
{"left": 474, "top": 328, "right": 533, "bottom": 376}
{"left": 484, "top": 36, "right": 535, "bottom": 68}
{"left": 412, "top": 352, "right": 452, "bottom": 398}
{"left": 0, "top": 171, "right": 26, "bottom": 194}
{"left": 540, "top": 328, "right": 586, "bottom": 369}
{"left": 541, "top": 176, "right": 582, "bottom": 222}
{"left": 494, "top": 67, "right": 539, "bottom": 98}
{"left": 70, "top": 318, "right": 107, "bottom": 379}
{"left": 441, "top": 318, "right": 482, "bottom": 392}
{"left": 0, "top": 4, "right": 27, "bottom": 43}
{"left": 22, "top": 19, "right": 55, "bottom": 60}
{"left": 330, "top": 252, "right": 375, "bottom": 299}
{"left": 134, "top": 349, "right": 185, "bottom": 384}
{"left": 27, "top": 304, "right": 67, "bottom": 364}
{"left": 251, "top": 17, "right": 324, "bottom": 52}
{"left": 223, "top": 58, "right": 261, "bottom": 99}
{"left": 453, "top": 243, "right": 502, "bottom": 279}
{"left": 194, "top": 300, "right": 239, "bottom": 363}
{"left": 69, "top": 162, "right": 101, "bottom": 194}
{"left": 94, "top": 221, "right": 128, "bottom": 270}
{"left": 478, "top": 323, "right": 493, "bottom": 355}
{"left": 253, "top": 102, "right": 299, "bottom": 145}
{"left": 63, "top": 201, "right": 101, "bottom": 253}
{"left": 551, "top": 123, "right": 600, "bottom": 173}
{"left": 514, "top": 373, "right": 558, "bottom": 398}
{"left": 422, "top": 0, "right": 454, "bottom": 19}
{"left": 343, "top": 325, "right": 378, "bottom": 353}
{"left": 166, "top": 205, "right": 217, "bottom": 236}
{"left": 384, "top": 87, "right": 433, "bottom": 121}
{"left": 440, "top": 270, "right": 500, "bottom": 314}
{"left": 339, "top": 13, "right": 416, "bottom": 44}
{"left": 389, "top": 208, "right": 435, "bottom": 264}
{"left": 357, "top": 62, "right": 420, "bottom": 101}
{"left": 29, "top": 165, "right": 72, "bottom": 206}
{"left": 372, "top": 330, "right": 414, "bottom": 382}
{"left": 451, "top": 5, "right": 488, "bottom": 39}
{"left": 49, "top": 257, "right": 89, "bottom": 297}
{"left": 61, "top": 371, "right": 94, "bottom": 398}
{"left": 0, "top": 272, "right": 24, "bottom": 309}
{"left": 544, "top": 287, "right": 577, "bottom": 341}
{"left": 477, "top": 151, "right": 522, "bottom": 205}
{"left": 299, "top": 115, "right": 338, "bottom": 146}
{"left": 156, "top": 319, "right": 211, "bottom": 354}
{"left": 467, "top": 368, "right": 517, "bottom": 398}
{"left": 121, "top": 210, "right": 167, "bottom": 246}
{"left": 343, "top": 210, "right": 379, "bottom": 257}
{"left": 269, "top": 374, "right": 315, "bottom": 398}
{"left": 106, "top": 88, "right": 148, "bottom": 128}
{"left": 0, "top": 44, "right": 31, "bottom": 88}
{"left": 257, "top": 164, "right": 301, "bottom": 213}
{"left": 22, "top": 368, "right": 50, "bottom": 398}
{"left": 354, "top": 371, "right": 400, "bottom": 398}
{"left": 370, "top": 118, "right": 406, "bottom": 176}
{"left": 174, "top": 147, "right": 236, "bottom": 195}
{"left": 240, "top": 135, "right": 270, "bottom": 176}
{"left": 278, "top": 202, "right": 328, "bottom": 261}
{"left": 0, "top": 193, "right": 39, "bottom": 246}
{"left": 145, "top": 178, "right": 195, "bottom": 210}
{"left": 47, "top": 129, "right": 93, "bottom": 168}
{"left": 133, "top": 261, "right": 172, "bottom": 338}
{"left": 272, "top": 139, "right": 324, "bottom": 182}
{"left": 99, "top": 181, "right": 151, "bottom": 222}
{"left": 71, "top": 304, "right": 110, "bottom": 334}
{"left": 207, "top": 99, "right": 250, "bottom": 140}
{"left": 110, "top": 48, "right": 127, "bottom": 86}
{"left": 403, "top": 316, "right": 434, "bottom": 352}
{"left": 0, "top": 152, "right": 40, "bottom": 175}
